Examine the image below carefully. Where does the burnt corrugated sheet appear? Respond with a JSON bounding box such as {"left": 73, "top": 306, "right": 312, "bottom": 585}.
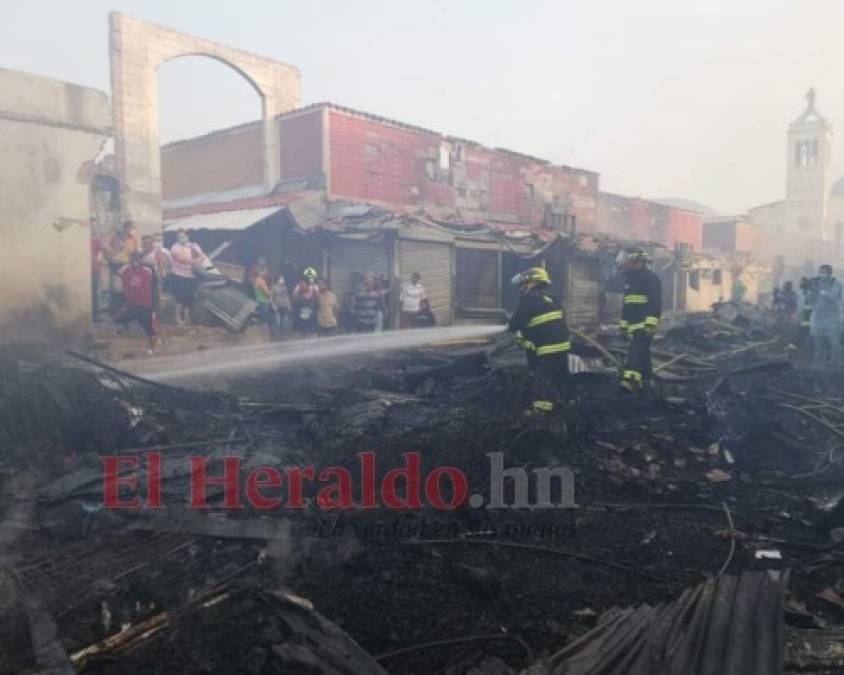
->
{"left": 195, "top": 284, "right": 257, "bottom": 332}
{"left": 538, "top": 571, "right": 785, "bottom": 675}
{"left": 602, "top": 291, "right": 623, "bottom": 324}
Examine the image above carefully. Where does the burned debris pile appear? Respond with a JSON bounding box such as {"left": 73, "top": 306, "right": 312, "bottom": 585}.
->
{"left": 2, "top": 312, "right": 844, "bottom": 674}
{"left": 76, "top": 586, "right": 389, "bottom": 675}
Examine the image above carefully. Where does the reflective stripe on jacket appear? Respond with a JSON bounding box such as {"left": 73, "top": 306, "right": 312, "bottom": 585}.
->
{"left": 621, "top": 268, "right": 662, "bottom": 333}
{"left": 508, "top": 286, "right": 570, "bottom": 355}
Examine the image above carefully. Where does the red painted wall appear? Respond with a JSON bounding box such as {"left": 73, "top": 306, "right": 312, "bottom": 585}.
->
{"left": 327, "top": 108, "right": 598, "bottom": 230}
{"left": 661, "top": 209, "right": 703, "bottom": 250}
{"left": 159, "top": 104, "right": 600, "bottom": 235}
{"left": 328, "top": 110, "right": 436, "bottom": 206}
{"left": 599, "top": 192, "right": 702, "bottom": 250}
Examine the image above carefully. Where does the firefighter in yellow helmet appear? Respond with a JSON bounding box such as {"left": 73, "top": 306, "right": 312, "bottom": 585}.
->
{"left": 507, "top": 267, "right": 570, "bottom": 412}
{"left": 617, "top": 248, "right": 662, "bottom": 392}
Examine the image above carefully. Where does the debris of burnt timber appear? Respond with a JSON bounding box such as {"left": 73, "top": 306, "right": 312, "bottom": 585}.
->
{"left": 3, "top": 311, "right": 844, "bottom": 674}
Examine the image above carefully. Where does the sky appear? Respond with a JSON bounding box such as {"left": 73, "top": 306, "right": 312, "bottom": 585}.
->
{"left": 1, "top": 0, "right": 842, "bottom": 215}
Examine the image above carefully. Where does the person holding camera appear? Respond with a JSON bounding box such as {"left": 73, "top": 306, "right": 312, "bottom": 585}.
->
{"left": 809, "top": 265, "right": 843, "bottom": 368}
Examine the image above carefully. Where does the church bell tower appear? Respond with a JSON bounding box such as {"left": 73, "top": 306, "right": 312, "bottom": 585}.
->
{"left": 786, "top": 88, "right": 833, "bottom": 240}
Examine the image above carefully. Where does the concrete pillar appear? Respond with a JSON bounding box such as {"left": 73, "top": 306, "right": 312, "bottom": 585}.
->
{"left": 109, "top": 13, "right": 301, "bottom": 235}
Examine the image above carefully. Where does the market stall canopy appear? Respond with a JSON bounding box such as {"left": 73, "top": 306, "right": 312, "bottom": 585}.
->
{"left": 163, "top": 206, "right": 284, "bottom": 232}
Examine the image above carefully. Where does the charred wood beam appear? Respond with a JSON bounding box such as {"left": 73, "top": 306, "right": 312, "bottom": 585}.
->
{"left": 65, "top": 350, "right": 187, "bottom": 394}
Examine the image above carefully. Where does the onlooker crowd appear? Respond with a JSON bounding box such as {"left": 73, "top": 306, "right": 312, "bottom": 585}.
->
{"left": 92, "top": 220, "right": 435, "bottom": 352}
{"left": 774, "top": 264, "right": 844, "bottom": 369}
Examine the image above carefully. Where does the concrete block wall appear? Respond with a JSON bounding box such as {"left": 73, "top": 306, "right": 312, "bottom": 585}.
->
{"left": 0, "top": 67, "right": 110, "bottom": 335}
{"left": 109, "top": 12, "right": 301, "bottom": 234}
{"left": 161, "top": 122, "right": 264, "bottom": 200}
{"left": 703, "top": 219, "right": 770, "bottom": 257}
{"left": 279, "top": 107, "right": 324, "bottom": 182}
{"left": 160, "top": 107, "right": 326, "bottom": 201}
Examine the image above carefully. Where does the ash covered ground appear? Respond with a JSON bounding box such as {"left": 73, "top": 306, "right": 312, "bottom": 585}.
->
{"left": 1, "top": 314, "right": 844, "bottom": 674}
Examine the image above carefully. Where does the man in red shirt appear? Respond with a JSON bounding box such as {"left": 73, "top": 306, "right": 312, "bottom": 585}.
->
{"left": 115, "top": 252, "right": 159, "bottom": 354}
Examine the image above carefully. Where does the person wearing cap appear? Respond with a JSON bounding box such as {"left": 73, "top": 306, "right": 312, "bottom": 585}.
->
{"left": 507, "top": 267, "right": 570, "bottom": 413}
{"left": 291, "top": 267, "right": 320, "bottom": 337}
{"left": 617, "top": 248, "right": 662, "bottom": 392}
{"left": 114, "top": 252, "right": 159, "bottom": 354}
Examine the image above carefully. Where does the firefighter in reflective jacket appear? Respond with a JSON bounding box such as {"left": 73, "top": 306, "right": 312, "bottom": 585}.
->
{"left": 507, "top": 267, "right": 570, "bottom": 412}
{"left": 617, "top": 248, "right": 662, "bottom": 392}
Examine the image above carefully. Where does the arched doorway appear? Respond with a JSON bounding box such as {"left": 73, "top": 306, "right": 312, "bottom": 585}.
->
{"left": 109, "top": 12, "right": 301, "bottom": 234}
{"left": 158, "top": 55, "right": 264, "bottom": 205}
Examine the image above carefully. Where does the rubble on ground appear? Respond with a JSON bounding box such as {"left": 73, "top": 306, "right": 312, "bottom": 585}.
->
{"left": 2, "top": 307, "right": 844, "bottom": 674}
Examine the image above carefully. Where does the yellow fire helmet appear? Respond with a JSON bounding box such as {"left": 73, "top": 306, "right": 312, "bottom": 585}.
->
{"left": 511, "top": 267, "right": 551, "bottom": 287}
{"left": 303, "top": 266, "right": 318, "bottom": 281}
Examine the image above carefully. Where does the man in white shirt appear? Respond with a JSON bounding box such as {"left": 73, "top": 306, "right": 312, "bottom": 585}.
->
{"left": 400, "top": 272, "right": 427, "bottom": 328}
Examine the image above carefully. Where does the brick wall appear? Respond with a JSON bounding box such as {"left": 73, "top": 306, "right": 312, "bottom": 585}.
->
{"left": 661, "top": 208, "right": 703, "bottom": 250}
{"left": 161, "top": 122, "right": 264, "bottom": 200}
{"left": 599, "top": 192, "right": 702, "bottom": 250}
{"left": 159, "top": 102, "right": 600, "bottom": 233}
{"left": 328, "top": 109, "right": 436, "bottom": 206}
{"left": 327, "top": 107, "right": 598, "bottom": 230}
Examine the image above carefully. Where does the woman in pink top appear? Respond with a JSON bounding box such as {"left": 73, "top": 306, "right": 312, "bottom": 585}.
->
{"left": 169, "top": 228, "right": 203, "bottom": 324}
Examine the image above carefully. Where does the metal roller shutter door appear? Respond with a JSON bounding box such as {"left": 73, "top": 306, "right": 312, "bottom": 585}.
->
{"left": 325, "top": 237, "right": 390, "bottom": 309}
{"left": 399, "top": 239, "right": 453, "bottom": 325}
{"left": 567, "top": 259, "right": 600, "bottom": 329}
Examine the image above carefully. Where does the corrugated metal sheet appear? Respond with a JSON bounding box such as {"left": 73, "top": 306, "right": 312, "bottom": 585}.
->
{"left": 567, "top": 259, "right": 601, "bottom": 329}
{"left": 194, "top": 285, "right": 257, "bottom": 331}
{"left": 603, "top": 291, "right": 624, "bottom": 324}
{"left": 163, "top": 190, "right": 317, "bottom": 220}
{"left": 163, "top": 207, "right": 283, "bottom": 233}
{"left": 539, "top": 571, "right": 785, "bottom": 675}
{"left": 325, "top": 236, "right": 391, "bottom": 310}
{"left": 399, "top": 238, "right": 453, "bottom": 325}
